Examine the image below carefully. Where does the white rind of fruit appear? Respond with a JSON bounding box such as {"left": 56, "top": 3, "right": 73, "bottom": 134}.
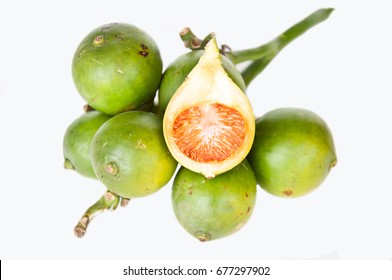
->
{"left": 163, "top": 38, "right": 255, "bottom": 178}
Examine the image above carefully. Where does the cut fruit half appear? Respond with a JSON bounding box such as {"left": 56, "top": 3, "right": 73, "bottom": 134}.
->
{"left": 163, "top": 38, "right": 255, "bottom": 178}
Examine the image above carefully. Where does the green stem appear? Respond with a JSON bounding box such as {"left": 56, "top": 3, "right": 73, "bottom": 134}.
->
{"left": 179, "top": 27, "right": 215, "bottom": 50}
{"left": 74, "top": 190, "right": 128, "bottom": 238}
{"left": 83, "top": 104, "right": 95, "bottom": 112}
{"left": 229, "top": 8, "right": 334, "bottom": 64}
{"left": 234, "top": 8, "right": 334, "bottom": 86}
{"left": 180, "top": 27, "right": 203, "bottom": 50}
{"left": 241, "top": 56, "right": 275, "bottom": 87}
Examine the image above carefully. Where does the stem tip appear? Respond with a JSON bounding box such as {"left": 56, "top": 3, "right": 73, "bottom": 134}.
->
{"left": 64, "top": 159, "right": 74, "bottom": 170}
{"left": 121, "top": 198, "right": 130, "bottom": 207}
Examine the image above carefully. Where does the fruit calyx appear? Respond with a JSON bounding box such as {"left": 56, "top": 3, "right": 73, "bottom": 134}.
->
{"left": 163, "top": 37, "right": 255, "bottom": 178}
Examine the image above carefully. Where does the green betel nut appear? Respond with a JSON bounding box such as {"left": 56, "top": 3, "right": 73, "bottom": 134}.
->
{"left": 63, "top": 110, "right": 112, "bottom": 179}
{"left": 172, "top": 160, "right": 257, "bottom": 242}
{"left": 90, "top": 111, "right": 178, "bottom": 198}
{"left": 248, "top": 108, "right": 337, "bottom": 198}
{"left": 72, "top": 23, "right": 163, "bottom": 115}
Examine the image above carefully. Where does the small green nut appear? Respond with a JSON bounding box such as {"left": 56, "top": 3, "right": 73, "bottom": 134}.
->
{"left": 63, "top": 110, "right": 111, "bottom": 179}
{"left": 248, "top": 108, "right": 337, "bottom": 198}
{"left": 72, "top": 23, "right": 163, "bottom": 115}
{"left": 172, "top": 160, "right": 257, "bottom": 242}
{"left": 91, "top": 111, "right": 178, "bottom": 198}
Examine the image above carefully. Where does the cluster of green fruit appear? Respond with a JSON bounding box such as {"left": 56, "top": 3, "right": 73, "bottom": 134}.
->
{"left": 63, "top": 8, "right": 337, "bottom": 241}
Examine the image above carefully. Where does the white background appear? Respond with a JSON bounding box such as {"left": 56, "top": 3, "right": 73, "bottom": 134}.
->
{"left": 0, "top": 0, "right": 391, "bottom": 260}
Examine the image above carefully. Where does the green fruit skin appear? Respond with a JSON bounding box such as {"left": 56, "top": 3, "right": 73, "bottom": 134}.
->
{"left": 156, "top": 50, "right": 247, "bottom": 115}
{"left": 91, "top": 111, "right": 178, "bottom": 198}
{"left": 172, "top": 160, "right": 257, "bottom": 242}
{"left": 247, "top": 108, "right": 337, "bottom": 198}
{"left": 63, "top": 111, "right": 112, "bottom": 179}
{"left": 72, "top": 23, "right": 163, "bottom": 115}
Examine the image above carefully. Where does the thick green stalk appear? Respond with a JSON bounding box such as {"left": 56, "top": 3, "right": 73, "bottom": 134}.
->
{"left": 229, "top": 8, "right": 334, "bottom": 64}
{"left": 241, "top": 56, "right": 275, "bottom": 87}
{"left": 233, "top": 8, "right": 334, "bottom": 86}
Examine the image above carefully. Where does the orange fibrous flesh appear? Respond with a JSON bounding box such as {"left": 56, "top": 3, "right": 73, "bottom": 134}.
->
{"left": 173, "top": 103, "right": 246, "bottom": 163}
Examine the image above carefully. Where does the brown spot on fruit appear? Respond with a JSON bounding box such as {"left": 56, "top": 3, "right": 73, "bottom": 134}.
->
{"left": 138, "top": 51, "right": 149, "bottom": 57}
{"left": 245, "top": 192, "right": 248, "bottom": 198}
{"left": 330, "top": 159, "right": 337, "bottom": 169}
{"left": 113, "top": 34, "right": 124, "bottom": 40}
{"left": 246, "top": 206, "right": 251, "bottom": 214}
{"left": 92, "top": 35, "right": 104, "bottom": 47}
{"left": 140, "top": 43, "right": 148, "bottom": 50}
{"left": 283, "top": 189, "right": 293, "bottom": 196}
{"left": 172, "top": 103, "right": 246, "bottom": 163}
